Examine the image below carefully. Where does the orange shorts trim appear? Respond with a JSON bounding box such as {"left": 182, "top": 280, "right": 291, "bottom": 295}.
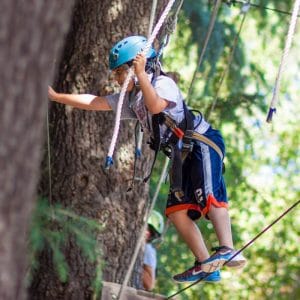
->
{"left": 165, "top": 204, "right": 201, "bottom": 217}
{"left": 201, "top": 193, "right": 228, "bottom": 216}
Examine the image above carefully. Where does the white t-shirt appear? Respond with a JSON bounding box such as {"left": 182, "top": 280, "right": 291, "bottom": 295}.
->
{"left": 105, "top": 74, "right": 210, "bottom": 135}
{"left": 144, "top": 243, "right": 157, "bottom": 277}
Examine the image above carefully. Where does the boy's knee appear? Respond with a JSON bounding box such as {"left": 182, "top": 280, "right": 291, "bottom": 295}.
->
{"left": 207, "top": 205, "right": 228, "bottom": 218}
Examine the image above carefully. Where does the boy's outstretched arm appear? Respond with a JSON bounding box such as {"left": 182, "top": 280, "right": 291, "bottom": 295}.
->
{"left": 48, "top": 86, "right": 112, "bottom": 111}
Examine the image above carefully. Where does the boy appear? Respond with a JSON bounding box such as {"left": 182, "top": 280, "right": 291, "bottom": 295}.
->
{"left": 48, "top": 35, "right": 246, "bottom": 283}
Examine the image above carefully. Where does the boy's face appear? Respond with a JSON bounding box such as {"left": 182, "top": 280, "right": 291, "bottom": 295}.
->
{"left": 112, "top": 65, "right": 134, "bottom": 91}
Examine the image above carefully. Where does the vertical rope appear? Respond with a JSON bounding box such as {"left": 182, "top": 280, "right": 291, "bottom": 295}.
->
{"left": 207, "top": 1, "right": 250, "bottom": 120}
{"left": 136, "top": 0, "right": 183, "bottom": 160}
{"left": 46, "top": 103, "right": 56, "bottom": 219}
{"left": 135, "top": 0, "right": 159, "bottom": 159}
{"left": 46, "top": 105, "right": 52, "bottom": 205}
{"left": 148, "top": 0, "right": 158, "bottom": 37}
{"left": 105, "top": 0, "right": 176, "bottom": 168}
{"left": 186, "top": 0, "right": 223, "bottom": 104}
{"left": 266, "top": 0, "right": 300, "bottom": 122}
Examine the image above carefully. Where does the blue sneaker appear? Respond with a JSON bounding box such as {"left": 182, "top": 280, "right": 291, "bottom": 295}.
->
{"left": 201, "top": 246, "right": 246, "bottom": 272}
{"left": 173, "top": 261, "right": 221, "bottom": 283}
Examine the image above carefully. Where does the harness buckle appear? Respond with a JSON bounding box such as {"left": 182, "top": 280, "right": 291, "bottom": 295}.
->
{"left": 182, "top": 129, "right": 194, "bottom": 153}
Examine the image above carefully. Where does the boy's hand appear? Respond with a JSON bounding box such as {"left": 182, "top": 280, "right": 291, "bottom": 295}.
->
{"left": 133, "top": 53, "right": 147, "bottom": 77}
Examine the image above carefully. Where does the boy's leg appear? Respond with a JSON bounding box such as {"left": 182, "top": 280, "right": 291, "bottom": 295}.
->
{"left": 192, "top": 129, "right": 246, "bottom": 272}
{"left": 168, "top": 209, "right": 221, "bottom": 283}
{"left": 168, "top": 209, "right": 210, "bottom": 262}
{"left": 201, "top": 205, "right": 247, "bottom": 272}
{"left": 208, "top": 205, "right": 233, "bottom": 248}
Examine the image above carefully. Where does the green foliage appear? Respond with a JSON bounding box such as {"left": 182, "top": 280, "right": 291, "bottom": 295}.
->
{"left": 28, "top": 198, "right": 103, "bottom": 297}
{"left": 151, "top": 0, "right": 300, "bottom": 299}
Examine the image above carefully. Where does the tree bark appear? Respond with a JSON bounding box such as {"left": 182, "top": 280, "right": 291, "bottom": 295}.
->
{"left": 29, "top": 0, "right": 169, "bottom": 299}
{"left": 0, "top": 1, "right": 75, "bottom": 300}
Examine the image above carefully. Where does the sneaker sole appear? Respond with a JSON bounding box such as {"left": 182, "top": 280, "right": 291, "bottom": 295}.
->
{"left": 173, "top": 278, "right": 221, "bottom": 284}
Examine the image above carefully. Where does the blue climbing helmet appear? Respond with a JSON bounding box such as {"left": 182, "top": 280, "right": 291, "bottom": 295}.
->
{"left": 109, "top": 35, "right": 157, "bottom": 70}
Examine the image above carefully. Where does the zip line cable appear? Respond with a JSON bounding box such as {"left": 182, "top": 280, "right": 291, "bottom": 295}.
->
{"left": 166, "top": 199, "right": 300, "bottom": 299}
{"left": 207, "top": 1, "right": 250, "bottom": 120}
{"left": 266, "top": 0, "right": 300, "bottom": 122}
{"left": 226, "top": 0, "right": 300, "bottom": 17}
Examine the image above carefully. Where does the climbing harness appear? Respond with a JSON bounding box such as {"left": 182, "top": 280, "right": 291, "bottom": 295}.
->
{"left": 105, "top": 0, "right": 177, "bottom": 169}
{"left": 166, "top": 199, "right": 300, "bottom": 299}
{"left": 144, "top": 104, "right": 223, "bottom": 195}
{"left": 266, "top": 0, "right": 300, "bottom": 122}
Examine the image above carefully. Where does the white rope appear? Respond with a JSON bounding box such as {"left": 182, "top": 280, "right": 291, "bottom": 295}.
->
{"left": 105, "top": 0, "right": 176, "bottom": 168}
{"left": 136, "top": 0, "right": 184, "bottom": 158}
{"left": 148, "top": 0, "right": 158, "bottom": 37}
{"left": 135, "top": 0, "right": 159, "bottom": 158}
{"left": 266, "top": 0, "right": 300, "bottom": 123}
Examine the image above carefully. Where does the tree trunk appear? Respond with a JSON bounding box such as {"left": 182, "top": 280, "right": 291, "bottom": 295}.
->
{"left": 29, "top": 0, "right": 169, "bottom": 299}
{"left": 0, "top": 1, "right": 75, "bottom": 300}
